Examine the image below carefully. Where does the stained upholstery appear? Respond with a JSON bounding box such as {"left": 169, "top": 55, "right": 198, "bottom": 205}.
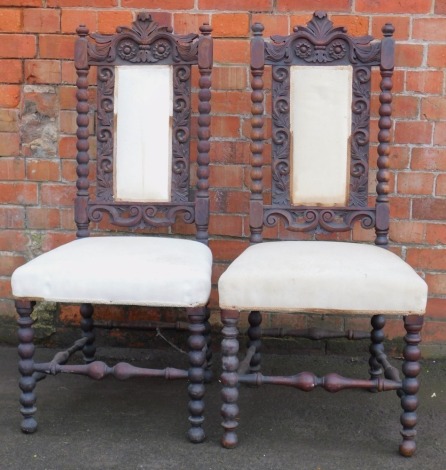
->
{"left": 219, "top": 241, "right": 427, "bottom": 314}
{"left": 12, "top": 237, "right": 212, "bottom": 307}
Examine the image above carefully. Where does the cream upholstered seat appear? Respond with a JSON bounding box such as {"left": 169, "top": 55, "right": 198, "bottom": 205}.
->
{"left": 14, "top": 13, "right": 213, "bottom": 445}
{"left": 219, "top": 241, "right": 427, "bottom": 314}
{"left": 220, "top": 13, "right": 427, "bottom": 458}
{"left": 12, "top": 237, "right": 212, "bottom": 307}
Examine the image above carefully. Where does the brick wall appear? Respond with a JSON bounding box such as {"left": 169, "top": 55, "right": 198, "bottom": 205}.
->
{"left": 1, "top": 0, "right": 445, "bottom": 356}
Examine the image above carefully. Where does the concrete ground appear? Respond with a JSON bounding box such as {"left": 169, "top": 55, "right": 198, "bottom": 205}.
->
{"left": 0, "top": 345, "right": 445, "bottom": 470}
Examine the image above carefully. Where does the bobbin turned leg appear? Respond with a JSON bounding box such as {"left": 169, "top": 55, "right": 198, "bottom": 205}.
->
{"left": 80, "top": 303, "right": 96, "bottom": 363}
{"left": 369, "top": 314, "right": 385, "bottom": 390}
{"left": 221, "top": 309, "right": 240, "bottom": 448}
{"left": 247, "top": 310, "right": 262, "bottom": 373}
{"left": 399, "top": 315, "right": 423, "bottom": 457}
{"left": 187, "top": 307, "right": 206, "bottom": 443}
{"left": 17, "top": 300, "right": 37, "bottom": 433}
{"left": 203, "top": 307, "right": 213, "bottom": 383}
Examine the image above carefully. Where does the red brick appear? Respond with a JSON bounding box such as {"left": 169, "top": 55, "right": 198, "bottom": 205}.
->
{"left": 0, "top": 59, "right": 22, "bottom": 83}
{"left": 428, "top": 44, "right": 446, "bottom": 68}
{"left": 0, "top": 8, "right": 22, "bottom": 33}
{"left": 434, "top": 122, "right": 446, "bottom": 146}
{"left": 47, "top": 0, "right": 117, "bottom": 6}
{"left": 58, "top": 136, "right": 77, "bottom": 158}
{"left": 426, "top": 298, "right": 446, "bottom": 319}
{"left": 213, "top": 14, "right": 250, "bottom": 38}
{"left": 60, "top": 207, "right": 75, "bottom": 230}
{"left": 0, "top": 254, "right": 26, "bottom": 276}
{"left": 209, "top": 214, "right": 244, "bottom": 236}
{"left": 436, "top": 0, "right": 446, "bottom": 14}
{"left": 39, "top": 35, "right": 76, "bottom": 60}
{"left": 121, "top": 0, "right": 192, "bottom": 8}
{"left": 391, "top": 197, "right": 410, "bottom": 219}
{"left": 407, "top": 248, "right": 446, "bottom": 271}
{"left": 98, "top": 11, "right": 133, "bottom": 34}
{"left": 210, "top": 141, "right": 250, "bottom": 165}
{"left": 41, "top": 183, "right": 76, "bottom": 206}
{"left": 389, "top": 146, "right": 410, "bottom": 170}
{"left": 406, "top": 71, "right": 444, "bottom": 95}
{"left": 211, "top": 91, "right": 251, "bottom": 115}
{"left": 356, "top": 0, "right": 432, "bottom": 13}
{"left": 389, "top": 220, "right": 425, "bottom": 244}
{"left": 199, "top": 0, "right": 272, "bottom": 9}
{"left": 397, "top": 172, "right": 434, "bottom": 195}
{"left": 0, "top": 0, "right": 39, "bottom": 5}
{"left": 0, "top": 207, "right": 25, "bottom": 229}
{"left": 425, "top": 274, "right": 446, "bottom": 296}
{"left": 211, "top": 189, "right": 249, "bottom": 213}
{"left": 173, "top": 13, "right": 209, "bottom": 35}
{"left": 25, "top": 60, "right": 61, "bottom": 85}
{"left": 0, "top": 158, "right": 25, "bottom": 180}
{"left": 210, "top": 115, "right": 240, "bottom": 138}
{"left": 0, "top": 34, "right": 36, "bottom": 58}
{"left": 252, "top": 14, "right": 289, "bottom": 37}
{"left": 212, "top": 66, "right": 248, "bottom": 90}
{"left": 278, "top": 0, "right": 349, "bottom": 11}
{"left": 332, "top": 15, "right": 369, "bottom": 36}
{"left": 214, "top": 39, "right": 250, "bottom": 64}
{"left": 61, "top": 9, "right": 97, "bottom": 33}
{"left": 371, "top": 15, "right": 410, "bottom": 41}
{"left": 394, "top": 121, "right": 432, "bottom": 145}
{"left": 0, "top": 85, "right": 20, "bottom": 108}
{"left": 422, "top": 97, "right": 446, "bottom": 121}
{"left": 390, "top": 95, "right": 419, "bottom": 120}
{"left": 23, "top": 8, "right": 60, "bottom": 33}
{"left": 413, "top": 199, "right": 446, "bottom": 221}
{"left": 423, "top": 322, "right": 446, "bottom": 343}
{"left": 412, "top": 147, "right": 446, "bottom": 171}
{"left": 371, "top": 69, "right": 404, "bottom": 94}
{"left": 0, "top": 132, "right": 20, "bottom": 156}
{"left": 0, "top": 230, "right": 29, "bottom": 251}
{"left": 0, "top": 109, "right": 19, "bottom": 133}
{"left": 41, "top": 232, "right": 76, "bottom": 252}
{"left": 395, "top": 44, "right": 424, "bottom": 68}
{"left": 27, "top": 207, "right": 60, "bottom": 229}
{"left": 26, "top": 159, "right": 61, "bottom": 182}
{"left": 436, "top": 174, "right": 446, "bottom": 196}
{"left": 209, "top": 165, "right": 244, "bottom": 188}
{"left": 0, "top": 182, "right": 38, "bottom": 204}
{"left": 413, "top": 18, "right": 446, "bottom": 41}
{"left": 426, "top": 223, "right": 446, "bottom": 245}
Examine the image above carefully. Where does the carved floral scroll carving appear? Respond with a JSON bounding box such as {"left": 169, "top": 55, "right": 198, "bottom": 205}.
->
{"left": 263, "top": 207, "right": 376, "bottom": 233}
{"left": 265, "top": 11, "right": 381, "bottom": 65}
{"left": 88, "top": 12, "right": 199, "bottom": 64}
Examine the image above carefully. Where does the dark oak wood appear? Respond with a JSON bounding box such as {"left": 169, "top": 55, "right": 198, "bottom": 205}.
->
{"left": 221, "top": 12, "right": 423, "bottom": 457}
{"left": 17, "top": 13, "right": 213, "bottom": 443}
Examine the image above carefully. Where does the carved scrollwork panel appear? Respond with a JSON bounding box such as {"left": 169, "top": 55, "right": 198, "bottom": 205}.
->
{"left": 88, "top": 12, "right": 199, "bottom": 65}
{"left": 271, "top": 66, "right": 290, "bottom": 205}
{"left": 264, "top": 206, "right": 375, "bottom": 233}
{"left": 88, "top": 203, "right": 195, "bottom": 229}
{"left": 265, "top": 11, "right": 381, "bottom": 66}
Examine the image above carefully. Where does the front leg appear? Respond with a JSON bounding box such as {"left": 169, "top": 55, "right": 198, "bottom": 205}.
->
{"left": 221, "top": 309, "right": 240, "bottom": 448}
{"left": 17, "top": 300, "right": 37, "bottom": 433}
{"left": 187, "top": 306, "right": 206, "bottom": 443}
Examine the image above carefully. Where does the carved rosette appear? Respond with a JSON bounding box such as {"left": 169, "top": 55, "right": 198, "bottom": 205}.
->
{"left": 265, "top": 11, "right": 381, "bottom": 66}
{"left": 271, "top": 66, "right": 290, "bottom": 205}
{"left": 263, "top": 207, "right": 375, "bottom": 233}
{"left": 88, "top": 12, "right": 199, "bottom": 65}
{"left": 172, "top": 65, "right": 191, "bottom": 202}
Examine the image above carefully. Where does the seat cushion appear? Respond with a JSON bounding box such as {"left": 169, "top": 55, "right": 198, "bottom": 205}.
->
{"left": 12, "top": 236, "right": 212, "bottom": 307}
{"left": 218, "top": 241, "right": 427, "bottom": 315}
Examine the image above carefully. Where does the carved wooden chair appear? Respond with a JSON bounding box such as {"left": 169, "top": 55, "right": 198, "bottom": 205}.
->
{"left": 219, "top": 12, "right": 427, "bottom": 456}
{"left": 12, "top": 13, "right": 213, "bottom": 443}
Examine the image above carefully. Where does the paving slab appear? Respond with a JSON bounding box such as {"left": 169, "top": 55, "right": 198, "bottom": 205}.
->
{"left": 0, "top": 346, "right": 445, "bottom": 469}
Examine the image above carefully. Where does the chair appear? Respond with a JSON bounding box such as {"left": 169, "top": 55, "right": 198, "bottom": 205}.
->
{"left": 219, "top": 11, "right": 427, "bottom": 456}
{"left": 12, "top": 12, "right": 213, "bottom": 443}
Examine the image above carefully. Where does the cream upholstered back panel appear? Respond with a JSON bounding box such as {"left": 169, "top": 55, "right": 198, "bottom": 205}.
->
{"left": 290, "top": 65, "right": 353, "bottom": 206}
{"left": 114, "top": 65, "right": 173, "bottom": 202}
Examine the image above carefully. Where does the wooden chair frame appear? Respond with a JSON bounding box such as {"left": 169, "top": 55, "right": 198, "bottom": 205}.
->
{"left": 220, "top": 11, "right": 424, "bottom": 456}
{"left": 17, "top": 13, "right": 213, "bottom": 443}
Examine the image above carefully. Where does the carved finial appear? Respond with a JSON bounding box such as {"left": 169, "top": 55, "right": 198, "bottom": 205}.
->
{"left": 199, "top": 23, "right": 212, "bottom": 35}
{"left": 137, "top": 12, "right": 152, "bottom": 23}
{"left": 382, "top": 23, "right": 395, "bottom": 37}
{"left": 252, "top": 23, "right": 264, "bottom": 35}
{"left": 76, "top": 24, "right": 89, "bottom": 37}
{"left": 314, "top": 10, "right": 327, "bottom": 19}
